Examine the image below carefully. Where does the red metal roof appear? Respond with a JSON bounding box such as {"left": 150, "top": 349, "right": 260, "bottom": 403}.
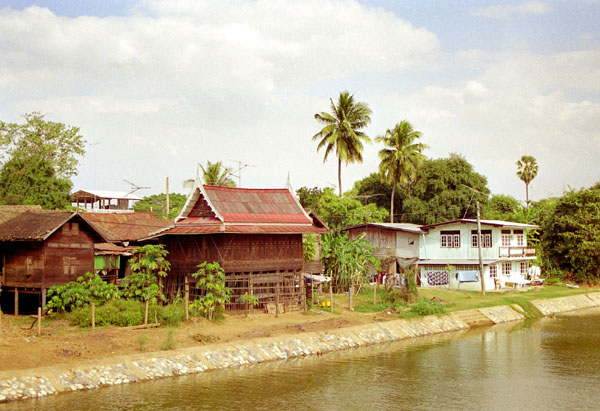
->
{"left": 160, "top": 224, "right": 327, "bottom": 235}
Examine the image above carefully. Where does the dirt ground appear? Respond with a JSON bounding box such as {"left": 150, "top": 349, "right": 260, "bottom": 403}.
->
{"left": 0, "top": 308, "right": 389, "bottom": 372}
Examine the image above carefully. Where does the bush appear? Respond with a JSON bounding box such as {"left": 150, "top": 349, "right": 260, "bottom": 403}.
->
{"left": 148, "top": 300, "right": 186, "bottom": 326}
{"left": 409, "top": 298, "right": 447, "bottom": 316}
{"left": 47, "top": 272, "right": 119, "bottom": 312}
{"left": 69, "top": 299, "right": 143, "bottom": 327}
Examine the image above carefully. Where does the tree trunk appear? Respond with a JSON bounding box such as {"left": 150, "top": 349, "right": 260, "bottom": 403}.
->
{"left": 144, "top": 300, "right": 149, "bottom": 325}
{"left": 338, "top": 157, "right": 342, "bottom": 197}
{"left": 390, "top": 184, "right": 396, "bottom": 223}
{"left": 525, "top": 182, "right": 529, "bottom": 208}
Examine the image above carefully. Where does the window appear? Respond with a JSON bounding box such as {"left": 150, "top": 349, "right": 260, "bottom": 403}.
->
{"left": 71, "top": 222, "right": 79, "bottom": 235}
{"left": 502, "top": 262, "right": 511, "bottom": 276}
{"left": 501, "top": 229, "right": 511, "bottom": 247}
{"left": 520, "top": 261, "right": 528, "bottom": 275}
{"left": 489, "top": 264, "right": 497, "bottom": 279}
{"left": 441, "top": 230, "right": 460, "bottom": 248}
{"left": 471, "top": 230, "right": 492, "bottom": 248}
{"left": 26, "top": 256, "right": 33, "bottom": 276}
{"left": 63, "top": 257, "right": 76, "bottom": 276}
{"left": 514, "top": 229, "right": 524, "bottom": 246}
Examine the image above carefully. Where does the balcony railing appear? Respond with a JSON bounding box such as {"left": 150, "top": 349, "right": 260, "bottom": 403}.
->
{"left": 499, "top": 247, "right": 536, "bottom": 258}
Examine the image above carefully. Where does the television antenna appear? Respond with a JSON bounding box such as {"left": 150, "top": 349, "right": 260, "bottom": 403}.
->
{"left": 227, "top": 160, "right": 257, "bottom": 187}
{"left": 123, "top": 179, "right": 150, "bottom": 196}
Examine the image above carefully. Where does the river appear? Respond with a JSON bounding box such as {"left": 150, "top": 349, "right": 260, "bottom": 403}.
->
{"left": 3, "top": 309, "right": 600, "bottom": 410}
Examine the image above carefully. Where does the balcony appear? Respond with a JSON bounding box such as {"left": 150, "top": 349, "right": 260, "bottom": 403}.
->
{"left": 499, "top": 247, "right": 536, "bottom": 258}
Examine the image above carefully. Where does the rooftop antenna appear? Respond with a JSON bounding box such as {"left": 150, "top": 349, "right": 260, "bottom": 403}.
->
{"left": 227, "top": 160, "right": 256, "bottom": 187}
{"left": 123, "top": 179, "right": 150, "bottom": 196}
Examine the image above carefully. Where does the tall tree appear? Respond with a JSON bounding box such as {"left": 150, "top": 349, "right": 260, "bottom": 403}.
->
{"left": 133, "top": 193, "right": 188, "bottom": 219}
{"left": 0, "top": 112, "right": 85, "bottom": 178}
{"left": 312, "top": 91, "right": 372, "bottom": 196}
{"left": 376, "top": 121, "right": 428, "bottom": 223}
{"left": 516, "top": 155, "right": 539, "bottom": 207}
{"left": 0, "top": 155, "right": 72, "bottom": 209}
{"left": 200, "top": 161, "right": 236, "bottom": 187}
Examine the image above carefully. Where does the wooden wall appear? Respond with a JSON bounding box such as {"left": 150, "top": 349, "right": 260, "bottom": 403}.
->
{"left": 3, "top": 220, "right": 96, "bottom": 289}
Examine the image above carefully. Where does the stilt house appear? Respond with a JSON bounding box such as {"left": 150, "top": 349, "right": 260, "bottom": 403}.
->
{"left": 0, "top": 208, "right": 109, "bottom": 314}
{"left": 145, "top": 185, "right": 328, "bottom": 312}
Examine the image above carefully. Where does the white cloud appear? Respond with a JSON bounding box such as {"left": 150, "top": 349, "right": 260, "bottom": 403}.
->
{"left": 471, "top": 1, "right": 551, "bottom": 19}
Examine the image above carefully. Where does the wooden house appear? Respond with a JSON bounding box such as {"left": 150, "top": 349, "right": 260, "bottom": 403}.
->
{"left": 71, "top": 189, "right": 142, "bottom": 211}
{"left": 341, "top": 223, "right": 422, "bottom": 275}
{"left": 0, "top": 208, "right": 109, "bottom": 314}
{"left": 144, "top": 184, "right": 328, "bottom": 312}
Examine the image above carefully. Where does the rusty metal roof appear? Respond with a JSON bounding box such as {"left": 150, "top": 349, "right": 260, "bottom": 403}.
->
{"left": 81, "top": 212, "right": 173, "bottom": 242}
{"left": 0, "top": 205, "right": 43, "bottom": 225}
{"left": 160, "top": 224, "right": 328, "bottom": 235}
{"left": 0, "top": 210, "right": 107, "bottom": 242}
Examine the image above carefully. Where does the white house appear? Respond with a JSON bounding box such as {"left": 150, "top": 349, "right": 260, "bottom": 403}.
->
{"left": 417, "top": 219, "right": 538, "bottom": 291}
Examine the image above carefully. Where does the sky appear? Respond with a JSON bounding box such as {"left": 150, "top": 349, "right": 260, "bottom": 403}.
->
{"left": 0, "top": 0, "right": 598, "bottom": 203}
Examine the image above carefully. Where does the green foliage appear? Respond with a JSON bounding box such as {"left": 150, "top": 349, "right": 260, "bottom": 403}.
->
{"left": 541, "top": 187, "right": 600, "bottom": 282}
{"left": 516, "top": 155, "right": 539, "bottom": 206}
{"left": 296, "top": 186, "right": 324, "bottom": 211}
{"left": 200, "top": 161, "right": 236, "bottom": 187}
{"left": 191, "top": 262, "right": 232, "bottom": 321}
{"left": 122, "top": 244, "right": 171, "bottom": 303}
{"left": 483, "top": 194, "right": 522, "bottom": 221}
{"left": 408, "top": 298, "right": 447, "bottom": 316}
{"left": 47, "top": 272, "right": 119, "bottom": 312}
{"left": 376, "top": 121, "right": 428, "bottom": 223}
{"left": 321, "top": 232, "right": 380, "bottom": 292}
{"left": 162, "top": 328, "right": 177, "bottom": 350}
{"left": 316, "top": 187, "right": 388, "bottom": 229}
{"left": 0, "top": 112, "right": 85, "bottom": 178}
{"left": 240, "top": 293, "right": 259, "bottom": 306}
{"left": 148, "top": 299, "right": 186, "bottom": 326}
{"left": 401, "top": 154, "right": 490, "bottom": 224}
{"left": 0, "top": 155, "right": 72, "bottom": 209}
{"left": 136, "top": 334, "right": 150, "bottom": 351}
{"left": 353, "top": 173, "right": 401, "bottom": 211}
{"left": 302, "top": 234, "right": 317, "bottom": 262}
{"left": 313, "top": 91, "right": 372, "bottom": 196}
{"left": 69, "top": 299, "right": 144, "bottom": 327}
{"left": 133, "top": 193, "right": 188, "bottom": 219}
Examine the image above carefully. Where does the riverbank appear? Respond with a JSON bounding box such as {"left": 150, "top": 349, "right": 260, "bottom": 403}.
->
{"left": 2, "top": 291, "right": 600, "bottom": 404}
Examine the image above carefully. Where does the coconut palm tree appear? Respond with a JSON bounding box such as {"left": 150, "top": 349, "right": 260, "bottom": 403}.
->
{"left": 516, "top": 155, "right": 538, "bottom": 207}
{"left": 376, "top": 121, "right": 428, "bottom": 223}
{"left": 201, "top": 161, "right": 236, "bottom": 187}
{"left": 313, "top": 91, "right": 372, "bottom": 197}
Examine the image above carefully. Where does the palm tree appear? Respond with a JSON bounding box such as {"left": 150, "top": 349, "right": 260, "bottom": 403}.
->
{"left": 201, "top": 161, "right": 236, "bottom": 187}
{"left": 313, "top": 91, "right": 372, "bottom": 196}
{"left": 516, "top": 155, "right": 538, "bottom": 208}
{"left": 376, "top": 121, "right": 428, "bottom": 223}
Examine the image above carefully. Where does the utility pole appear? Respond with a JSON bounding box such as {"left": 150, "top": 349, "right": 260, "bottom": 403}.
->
{"left": 166, "top": 177, "right": 170, "bottom": 218}
{"left": 477, "top": 201, "right": 485, "bottom": 296}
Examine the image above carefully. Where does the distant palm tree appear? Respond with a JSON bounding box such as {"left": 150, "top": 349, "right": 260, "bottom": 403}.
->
{"left": 313, "top": 91, "right": 372, "bottom": 196}
{"left": 201, "top": 161, "right": 236, "bottom": 187}
{"left": 183, "top": 161, "right": 236, "bottom": 189}
{"left": 376, "top": 121, "right": 428, "bottom": 223}
{"left": 516, "top": 155, "right": 538, "bottom": 207}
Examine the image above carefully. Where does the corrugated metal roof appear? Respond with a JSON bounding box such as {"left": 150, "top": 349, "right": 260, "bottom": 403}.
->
{"left": 82, "top": 212, "right": 173, "bottom": 242}
{"left": 71, "top": 189, "right": 143, "bottom": 201}
{"left": 0, "top": 210, "right": 106, "bottom": 242}
{"left": 419, "top": 259, "right": 500, "bottom": 265}
{"left": 422, "top": 219, "right": 538, "bottom": 230}
{"left": 341, "top": 222, "right": 422, "bottom": 234}
{"left": 161, "top": 224, "right": 328, "bottom": 235}
{"left": 0, "top": 205, "right": 42, "bottom": 225}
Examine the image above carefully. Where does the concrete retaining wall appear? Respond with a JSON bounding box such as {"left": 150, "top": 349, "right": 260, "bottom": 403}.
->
{"left": 2, "top": 293, "right": 600, "bottom": 403}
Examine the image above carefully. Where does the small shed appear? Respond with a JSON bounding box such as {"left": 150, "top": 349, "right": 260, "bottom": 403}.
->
{"left": 0, "top": 209, "right": 108, "bottom": 314}
{"left": 341, "top": 222, "right": 422, "bottom": 274}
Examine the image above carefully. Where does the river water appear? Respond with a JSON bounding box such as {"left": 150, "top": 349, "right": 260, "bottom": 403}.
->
{"left": 4, "top": 309, "right": 600, "bottom": 410}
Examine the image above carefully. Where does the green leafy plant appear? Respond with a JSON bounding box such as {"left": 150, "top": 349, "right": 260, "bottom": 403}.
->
{"left": 190, "top": 262, "right": 232, "bottom": 321}
{"left": 122, "top": 244, "right": 171, "bottom": 324}
{"left": 162, "top": 328, "right": 177, "bottom": 350}
{"left": 47, "top": 272, "right": 119, "bottom": 312}
{"left": 240, "top": 293, "right": 259, "bottom": 317}
{"left": 136, "top": 334, "right": 150, "bottom": 352}
{"left": 408, "top": 298, "right": 447, "bottom": 316}
{"left": 302, "top": 234, "right": 317, "bottom": 263}
{"left": 69, "top": 299, "right": 143, "bottom": 327}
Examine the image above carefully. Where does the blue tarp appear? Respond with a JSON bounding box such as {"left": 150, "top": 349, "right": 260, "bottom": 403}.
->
{"left": 457, "top": 271, "right": 479, "bottom": 282}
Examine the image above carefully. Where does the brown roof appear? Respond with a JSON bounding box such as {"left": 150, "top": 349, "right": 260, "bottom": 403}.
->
{"left": 0, "top": 210, "right": 106, "bottom": 242}
{"left": 0, "top": 205, "right": 43, "bottom": 225}
{"left": 82, "top": 212, "right": 174, "bottom": 242}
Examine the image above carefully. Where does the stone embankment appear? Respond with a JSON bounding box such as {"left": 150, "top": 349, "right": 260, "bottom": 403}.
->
{"left": 2, "top": 292, "right": 600, "bottom": 403}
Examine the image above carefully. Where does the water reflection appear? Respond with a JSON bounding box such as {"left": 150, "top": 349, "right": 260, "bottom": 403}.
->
{"left": 3, "top": 312, "right": 600, "bottom": 410}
